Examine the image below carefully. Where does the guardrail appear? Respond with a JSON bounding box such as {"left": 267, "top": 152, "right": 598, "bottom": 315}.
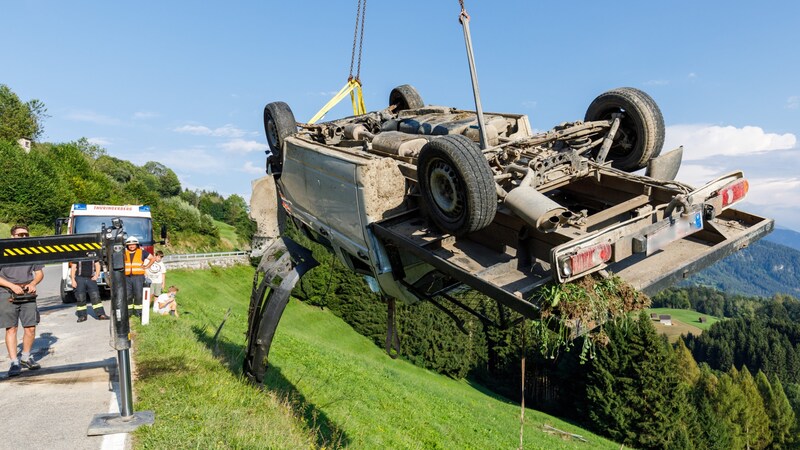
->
{"left": 162, "top": 251, "right": 250, "bottom": 263}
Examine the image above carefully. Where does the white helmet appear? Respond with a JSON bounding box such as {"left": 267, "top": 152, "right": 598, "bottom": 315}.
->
{"left": 125, "top": 236, "right": 140, "bottom": 245}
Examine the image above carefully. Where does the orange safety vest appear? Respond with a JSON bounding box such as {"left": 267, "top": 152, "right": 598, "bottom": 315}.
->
{"left": 124, "top": 249, "right": 146, "bottom": 276}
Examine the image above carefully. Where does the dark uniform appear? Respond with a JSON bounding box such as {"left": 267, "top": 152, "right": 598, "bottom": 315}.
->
{"left": 70, "top": 260, "right": 108, "bottom": 322}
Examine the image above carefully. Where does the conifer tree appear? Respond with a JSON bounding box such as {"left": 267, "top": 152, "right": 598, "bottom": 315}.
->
{"left": 674, "top": 339, "right": 700, "bottom": 387}
{"left": 585, "top": 319, "right": 633, "bottom": 443}
{"left": 586, "top": 313, "right": 691, "bottom": 449}
{"left": 736, "top": 366, "right": 772, "bottom": 449}
{"left": 692, "top": 366, "right": 735, "bottom": 450}
{"left": 716, "top": 369, "right": 747, "bottom": 449}
{"left": 757, "top": 372, "right": 797, "bottom": 449}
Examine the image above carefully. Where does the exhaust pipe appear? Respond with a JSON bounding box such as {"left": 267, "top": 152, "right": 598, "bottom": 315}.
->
{"left": 503, "top": 170, "right": 571, "bottom": 233}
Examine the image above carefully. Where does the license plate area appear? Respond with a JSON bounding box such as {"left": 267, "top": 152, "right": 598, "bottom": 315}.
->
{"left": 639, "top": 209, "right": 704, "bottom": 256}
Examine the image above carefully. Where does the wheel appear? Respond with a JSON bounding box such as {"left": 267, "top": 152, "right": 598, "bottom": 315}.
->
{"left": 263, "top": 102, "right": 297, "bottom": 175}
{"left": 60, "top": 278, "right": 76, "bottom": 304}
{"left": 417, "top": 135, "right": 496, "bottom": 235}
{"left": 389, "top": 84, "right": 424, "bottom": 112}
{"left": 584, "top": 87, "right": 665, "bottom": 171}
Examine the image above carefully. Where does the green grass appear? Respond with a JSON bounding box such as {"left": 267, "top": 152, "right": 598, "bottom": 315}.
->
{"left": 133, "top": 265, "right": 619, "bottom": 449}
{"left": 646, "top": 307, "right": 721, "bottom": 331}
{"left": 213, "top": 219, "right": 244, "bottom": 250}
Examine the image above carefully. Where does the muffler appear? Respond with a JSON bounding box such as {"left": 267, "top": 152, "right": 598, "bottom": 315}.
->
{"left": 503, "top": 170, "right": 570, "bottom": 233}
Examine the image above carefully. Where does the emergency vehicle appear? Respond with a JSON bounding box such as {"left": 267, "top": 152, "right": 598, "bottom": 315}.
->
{"left": 56, "top": 204, "right": 159, "bottom": 303}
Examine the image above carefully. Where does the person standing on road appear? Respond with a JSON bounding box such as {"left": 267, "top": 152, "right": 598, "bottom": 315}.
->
{"left": 123, "top": 236, "right": 153, "bottom": 318}
{"left": 145, "top": 251, "right": 166, "bottom": 297}
{"left": 0, "top": 225, "right": 44, "bottom": 377}
{"left": 70, "top": 259, "right": 109, "bottom": 322}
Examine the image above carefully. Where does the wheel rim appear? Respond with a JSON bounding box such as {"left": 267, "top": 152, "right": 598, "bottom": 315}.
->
{"left": 428, "top": 158, "right": 464, "bottom": 218}
{"left": 266, "top": 115, "right": 279, "bottom": 149}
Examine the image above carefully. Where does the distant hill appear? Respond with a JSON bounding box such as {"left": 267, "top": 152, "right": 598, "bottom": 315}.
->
{"left": 765, "top": 227, "right": 800, "bottom": 251}
{"left": 683, "top": 239, "right": 800, "bottom": 298}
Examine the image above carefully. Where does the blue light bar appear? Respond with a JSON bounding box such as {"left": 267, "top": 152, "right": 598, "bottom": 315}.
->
{"left": 73, "top": 204, "right": 87, "bottom": 210}
{"left": 139, "top": 205, "right": 151, "bottom": 212}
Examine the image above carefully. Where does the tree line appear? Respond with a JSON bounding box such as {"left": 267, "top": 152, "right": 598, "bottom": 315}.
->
{"left": 0, "top": 84, "right": 255, "bottom": 249}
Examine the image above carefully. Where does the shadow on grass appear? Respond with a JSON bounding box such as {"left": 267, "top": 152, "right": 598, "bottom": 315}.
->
{"left": 191, "top": 324, "right": 350, "bottom": 448}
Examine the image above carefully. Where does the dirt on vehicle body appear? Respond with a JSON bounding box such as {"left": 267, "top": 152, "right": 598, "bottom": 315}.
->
{"left": 254, "top": 85, "right": 771, "bottom": 310}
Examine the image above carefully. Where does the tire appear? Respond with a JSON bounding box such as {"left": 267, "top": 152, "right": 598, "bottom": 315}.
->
{"left": 584, "top": 87, "right": 665, "bottom": 171}
{"left": 263, "top": 102, "right": 297, "bottom": 175}
{"left": 389, "top": 84, "right": 424, "bottom": 112}
{"left": 417, "top": 135, "right": 496, "bottom": 235}
{"left": 60, "top": 278, "right": 76, "bottom": 304}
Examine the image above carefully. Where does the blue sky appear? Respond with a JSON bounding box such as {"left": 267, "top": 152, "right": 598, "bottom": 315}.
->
{"left": 5, "top": 1, "right": 799, "bottom": 229}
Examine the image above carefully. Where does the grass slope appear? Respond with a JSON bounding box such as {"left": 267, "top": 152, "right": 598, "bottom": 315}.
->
{"left": 213, "top": 219, "right": 244, "bottom": 250}
{"left": 133, "top": 265, "right": 618, "bottom": 449}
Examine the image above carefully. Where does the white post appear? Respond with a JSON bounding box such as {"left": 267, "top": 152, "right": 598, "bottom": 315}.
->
{"left": 142, "top": 287, "right": 151, "bottom": 325}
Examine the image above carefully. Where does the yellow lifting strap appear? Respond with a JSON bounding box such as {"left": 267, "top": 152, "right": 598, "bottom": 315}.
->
{"left": 308, "top": 78, "right": 366, "bottom": 124}
{"left": 308, "top": 0, "right": 368, "bottom": 124}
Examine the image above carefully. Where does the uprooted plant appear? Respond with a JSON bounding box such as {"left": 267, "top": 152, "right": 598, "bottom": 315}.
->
{"left": 530, "top": 274, "right": 650, "bottom": 362}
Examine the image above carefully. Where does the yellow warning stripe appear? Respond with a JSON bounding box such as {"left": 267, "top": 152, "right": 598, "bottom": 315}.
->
{"left": 2, "top": 241, "right": 102, "bottom": 257}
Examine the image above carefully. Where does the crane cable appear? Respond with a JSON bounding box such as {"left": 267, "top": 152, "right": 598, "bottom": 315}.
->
{"left": 308, "top": 0, "right": 368, "bottom": 124}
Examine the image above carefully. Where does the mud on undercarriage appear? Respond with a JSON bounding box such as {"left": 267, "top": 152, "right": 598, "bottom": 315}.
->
{"left": 243, "top": 84, "right": 773, "bottom": 381}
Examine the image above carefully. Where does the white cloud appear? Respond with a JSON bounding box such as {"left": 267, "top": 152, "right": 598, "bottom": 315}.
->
{"left": 242, "top": 161, "right": 265, "bottom": 174}
{"left": 743, "top": 177, "right": 800, "bottom": 207}
{"left": 644, "top": 79, "right": 669, "bottom": 86}
{"left": 306, "top": 90, "right": 340, "bottom": 97}
{"left": 221, "top": 139, "right": 268, "bottom": 154}
{"left": 146, "top": 148, "right": 223, "bottom": 172}
{"left": 65, "top": 110, "right": 121, "bottom": 126}
{"left": 133, "top": 111, "right": 159, "bottom": 119}
{"left": 87, "top": 137, "right": 111, "bottom": 146}
{"left": 173, "top": 123, "right": 248, "bottom": 138}
{"left": 787, "top": 96, "right": 800, "bottom": 110}
{"left": 687, "top": 72, "right": 697, "bottom": 79}
{"left": 666, "top": 124, "right": 800, "bottom": 230}
{"left": 674, "top": 163, "right": 720, "bottom": 187}
{"left": 522, "top": 100, "right": 537, "bottom": 109}
{"left": 665, "top": 124, "right": 796, "bottom": 161}
{"left": 174, "top": 125, "right": 212, "bottom": 135}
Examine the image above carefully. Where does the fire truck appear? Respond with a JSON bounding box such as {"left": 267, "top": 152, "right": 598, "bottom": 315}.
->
{"left": 55, "top": 204, "right": 162, "bottom": 303}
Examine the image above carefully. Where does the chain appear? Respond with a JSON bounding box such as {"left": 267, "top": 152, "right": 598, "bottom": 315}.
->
{"left": 348, "top": 0, "right": 362, "bottom": 80}
{"left": 458, "top": 0, "right": 470, "bottom": 23}
{"left": 355, "top": 0, "right": 366, "bottom": 81}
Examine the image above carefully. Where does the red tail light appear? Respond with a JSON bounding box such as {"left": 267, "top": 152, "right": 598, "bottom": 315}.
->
{"left": 719, "top": 179, "right": 748, "bottom": 208}
{"left": 560, "top": 242, "right": 612, "bottom": 277}
{"left": 143, "top": 245, "right": 155, "bottom": 254}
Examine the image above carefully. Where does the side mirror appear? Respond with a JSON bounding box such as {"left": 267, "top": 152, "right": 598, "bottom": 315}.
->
{"left": 54, "top": 218, "right": 67, "bottom": 235}
{"left": 160, "top": 224, "right": 167, "bottom": 245}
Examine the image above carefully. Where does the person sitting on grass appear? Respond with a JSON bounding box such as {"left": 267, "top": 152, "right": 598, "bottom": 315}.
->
{"left": 154, "top": 285, "right": 179, "bottom": 317}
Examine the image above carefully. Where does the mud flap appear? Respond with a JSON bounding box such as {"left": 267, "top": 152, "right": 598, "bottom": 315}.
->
{"left": 243, "top": 237, "right": 318, "bottom": 384}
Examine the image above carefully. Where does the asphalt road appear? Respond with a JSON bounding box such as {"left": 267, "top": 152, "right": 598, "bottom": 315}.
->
{"left": 0, "top": 265, "right": 130, "bottom": 450}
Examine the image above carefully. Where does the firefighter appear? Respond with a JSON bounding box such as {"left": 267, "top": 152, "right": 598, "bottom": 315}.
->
{"left": 69, "top": 259, "right": 109, "bottom": 322}
{"left": 123, "top": 236, "right": 153, "bottom": 318}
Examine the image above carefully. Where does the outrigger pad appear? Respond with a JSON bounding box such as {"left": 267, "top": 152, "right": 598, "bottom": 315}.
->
{"left": 244, "top": 237, "right": 318, "bottom": 383}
